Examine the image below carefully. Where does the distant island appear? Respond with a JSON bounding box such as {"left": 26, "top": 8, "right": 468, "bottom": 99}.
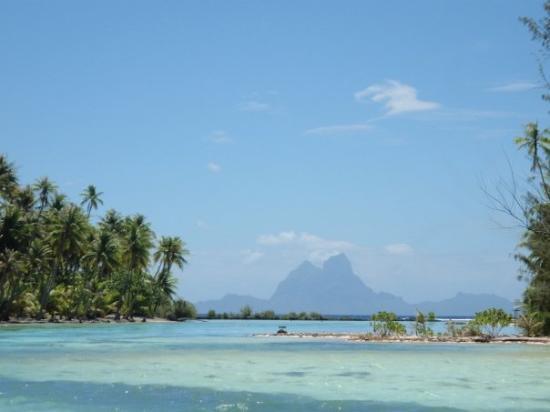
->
{"left": 196, "top": 254, "right": 514, "bottom": 316}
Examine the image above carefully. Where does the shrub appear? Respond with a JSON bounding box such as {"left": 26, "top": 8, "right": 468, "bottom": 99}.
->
{"left": 283, "top": 312, "right": 299, "bottom": 320}
{"left": 167, "top": 299, "right": 196, "bottom": 320}
{"left": 371, "top": 311, "right": 406, "bottom": 337}
{"left": 258, "top": 310, "right": 276, "bottom": 320}
{"left": 414, "top": 310, "right": 433, "bottom": 337}
{"left": 517, "top": 311, "right": 544, "bottom": 337}
{"left": 472, "top": 308, "right": 512, "bottom": 337}
{"left": 308, "top": 312, "right": 323, "bottom": 320}
{"left": 240, "top": 305, "right": 252, "bottom": 319}
{"left": 460, "top": 320, "right": 482, "bottom": 337}
{"left": 445, "top": 319, "right": 458, "bottom": 337}
{"left": 207, "top": 309, "right": 216, "bottom": 319}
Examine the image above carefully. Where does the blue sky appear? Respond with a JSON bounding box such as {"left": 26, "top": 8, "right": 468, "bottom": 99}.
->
{"left": 1, "top": 1, "right": 548, "bottom": 303}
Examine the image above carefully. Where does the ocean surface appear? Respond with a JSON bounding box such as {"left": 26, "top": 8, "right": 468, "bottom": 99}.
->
{"left": 0, "top": 320, "right": 549, "bottom": 411}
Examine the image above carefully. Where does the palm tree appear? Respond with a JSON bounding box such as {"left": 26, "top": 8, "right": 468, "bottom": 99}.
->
{"left": 0, "top": 153, "right": 193, "bottom": 321}
{"left": 99, "top": 209, "right": 124, "bottom": 235}
{"left": 83, "top": 230, "right": 120, "bottom": 280}
{"left": 41, "top": 205, "right": 90, "bottom": 317}
{"left": 80, "top": 185, "right": 103, "bottom": 217}
{"left": 114, "top": 215, "right": 154, "bottom": 319}
{"left": 151, "top": 236, "right": 188, "bottom": 313}
{"left": 122, "top": 215, "right": 154, "bottom": 273}
{"left": 27, "top": 239, "right": 53, "bottom": 317}
{"left": 153, "top": 236, "right": 189, "bottom": 277}
{"left": 33, "top": 177, "right": 57, "bottom": 213}
{"left": 14, "top": 185, "right": 36, "bottom": 213}
{"left": 0, "top": 249, "right": 26, "bottom": 321}
{"left": 515, "top": 123, "right": 550, "bottom": 199}
{"left": 0, "top": 154, "right": 18, "bottom": 201}
{"left": 49, "top": 205, "right": 89, "bottom": 271}
{"left": 0, "top": 204, "right": 28, "bottom": 251}
{"left": 50, "top": 193, "right": 67, "bottom": 211}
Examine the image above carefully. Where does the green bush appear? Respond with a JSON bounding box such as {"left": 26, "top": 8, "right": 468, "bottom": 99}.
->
{"left": 207, "top": 309, "right": 216, "bottom": 319}
{"left": 414, "top": 310, "right": 433, "bottom": 337}
{"left": 371, "top": 311, "right": 406, "bottom": 337}
{"left": 460, "top": 320, "right": 482, "bottom": 337}
{"left": 308, "top": 312, "right": 323, "bottom": 320}
{"left": 240, "top": 305, "right": 252, "bottom": 319}
{"left": 472, "top": 308, "right": 512, "bottom": 337}
{"left": 517, "top": 311, "right": 544, "bottom": 337}
{"left": 168, "top": 299, "right": 196, "bottom": 320}
{"left": 257, "top": 310, "right": 276, "bottom": 320}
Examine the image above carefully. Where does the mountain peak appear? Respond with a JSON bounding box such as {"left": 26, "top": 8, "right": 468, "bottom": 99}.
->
{"left": 296, "top": 260, "right": 317, "bottom": 271}
{"left": 322, "top": 253, "right": 353, "bottom": 274}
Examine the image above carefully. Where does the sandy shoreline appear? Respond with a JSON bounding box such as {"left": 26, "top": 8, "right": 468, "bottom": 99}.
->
{"left": 257, "top": 332, "right": 550, "bottom": 345}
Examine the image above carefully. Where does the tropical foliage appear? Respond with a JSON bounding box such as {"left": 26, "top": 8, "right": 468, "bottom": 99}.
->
{"left": 371, "top": 311, "right": 406, "bottom": 337}
{"left": 471, "top": 308, "right": 512, "bottom": 338}
{"left": 490, "top": 2, "right": 550, "bottom": 336}
{"left": 0, "top": 154, "right": 191, "bottom": 321}
{"left": 414, "top": 310, "right": 434, "bottom": 337}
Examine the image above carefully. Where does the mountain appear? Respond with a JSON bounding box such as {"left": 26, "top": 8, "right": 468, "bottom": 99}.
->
{"left": 416, "top": 292, "right": 514, "bottom": 315}
{"left": 195, "top": 254, "right": 514, "bottom": 316}
{"left": 195, "top": 294, "right": 269, "bottom": 313}
{"left": 269, "top": 254, "right": 411, "bottom": 314}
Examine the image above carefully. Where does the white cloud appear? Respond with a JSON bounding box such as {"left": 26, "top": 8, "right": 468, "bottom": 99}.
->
{"left": 238, "top": 101, "right": 270, "bottom": 112}
{"left": 384, "top": 243, "right": 413, "bottom": 256}
{"left": 487, "top": 81, "right": 538, "bottom": 93}
{"left": 196, "top": 219, "right": 207, "bottom": 228}
{"left": 257, "top": 231, "right": 357, "bottom": 263}
{"left": 355, "top": 80, "right": 440, "bottom": 115}
{"left": 257, "top": 231, "right": 298, "bottom": 245}
{"left": 241, "top": 249, "right": 264, "bottom": 264}
{"left": 304, "top": 123, "right": 372, "bottom": 136}
{"left": 208, "top": 130, "right": 232, "bottom": 143}
{"left": 207, "top": 162, "right": 221, "bottom": 173}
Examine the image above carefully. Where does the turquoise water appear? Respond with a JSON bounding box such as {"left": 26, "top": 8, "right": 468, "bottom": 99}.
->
{"left": 0, "top": 320, "right": 549, "bottom": 411}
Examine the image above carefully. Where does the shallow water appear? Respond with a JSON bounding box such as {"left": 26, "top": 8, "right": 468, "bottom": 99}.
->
{"left": 0, "top": 320, "right": 549, "bottom": 411}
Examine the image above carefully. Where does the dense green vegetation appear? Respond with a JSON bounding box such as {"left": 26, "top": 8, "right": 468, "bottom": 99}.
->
{"left": 205, "top": 307, "right": 325, "bottom": 321}
{"left": 471, "top": 308, "right": 512, "bottom": 338}
{"left": 0, "top": 155, "right": 194, "bottom": 321}
{"left": 507, "top": 3, "right": 550, "bottom": 335}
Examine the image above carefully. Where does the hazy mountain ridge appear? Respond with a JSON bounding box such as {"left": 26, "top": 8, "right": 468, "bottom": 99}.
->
{"left": 195, "top": 254, "right": 514, "bottom": 316}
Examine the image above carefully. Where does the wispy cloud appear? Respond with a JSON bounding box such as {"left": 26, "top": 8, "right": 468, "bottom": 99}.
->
{"left": 384, "top": 243, "right": 413, "bottom": 256}
{"left": 238, "top": 100, "right": 270, "bottom": 112}
{"left": 241, "top": 249, "right": 264, "bottom": 264}
{"left": 487, "top": 81, "right": 538, "bottom": 93}
{"left": 304, "top": 123, "right": 372, "bottom": 136}
{"left": 257, "top": 231, "right": 357, "bottom": 263}
{"left": 208, "top": 130, "right": 232, "bottom": 144}
{"left": 355, "top": 80, "right": 440, "bottom": 115}
{"left": 207, "top": 162, "right": 221, "bottom": 173}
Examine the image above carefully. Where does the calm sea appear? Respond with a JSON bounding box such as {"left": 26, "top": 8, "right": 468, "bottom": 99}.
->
{"left": 0, "top": 320, "right": 548, "bottom": 411}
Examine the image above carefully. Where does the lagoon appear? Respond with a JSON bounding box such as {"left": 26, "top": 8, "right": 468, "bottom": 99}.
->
{"left": 0, "top": 320, "right": 549, "bottom": 411}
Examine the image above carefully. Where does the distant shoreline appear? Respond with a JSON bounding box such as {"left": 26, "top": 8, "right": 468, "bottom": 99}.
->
{"left": 0, "top": 317, "right": 175, "bottom": 326}
{"left": 258, "top": 332, "right": 550, "bottom": 345}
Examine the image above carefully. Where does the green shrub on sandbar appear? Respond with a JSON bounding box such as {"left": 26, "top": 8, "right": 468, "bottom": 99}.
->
{"left": 371, "top": 311, "right": 406, "bottom": 337}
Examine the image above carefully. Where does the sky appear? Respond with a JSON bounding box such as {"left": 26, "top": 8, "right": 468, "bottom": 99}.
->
{"left": 1, "top": 0, "right": 549, "bottom": 304}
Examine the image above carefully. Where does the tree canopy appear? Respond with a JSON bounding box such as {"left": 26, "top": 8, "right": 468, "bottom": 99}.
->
{"left": 0, "top": 154, "right": 191, "bottom": 321}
